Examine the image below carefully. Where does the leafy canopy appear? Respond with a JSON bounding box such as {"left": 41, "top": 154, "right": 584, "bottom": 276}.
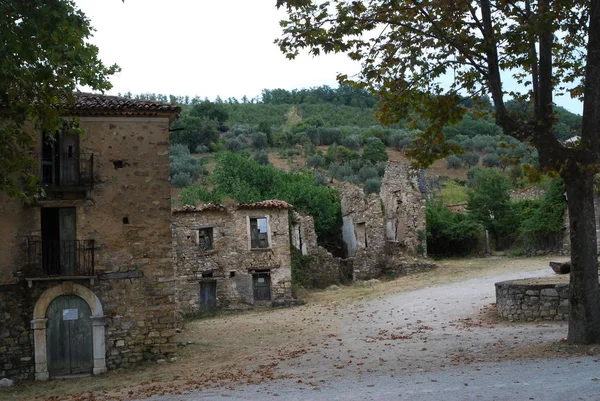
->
{"left": 1, "top": 0, "right": 119, "bottom": 198}
{"left": 277, "top": 0, "right": 591, "bottom": 173}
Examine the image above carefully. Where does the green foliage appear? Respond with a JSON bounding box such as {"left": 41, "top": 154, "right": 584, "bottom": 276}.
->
{"left": 438, "top": 180, "right": 469, "bottom": 205}
{"left": 325, "top": 145, "right": 358, "bottom": 164}
{"left": 364, "top": 178, "right": 381, "bottom": 195}
{"left": 518, "top": 179, "right": 567, "bottom": 248}
{"left": 426, "top": 201, "right": 484, "bottom": 256}
{"left": 460, "top": 152, "right": 480, "bottom": 168}
{"left": 446, "top": 155, "right": 462, "bottom": 169}
{"left": 1, "top": 0, "right": 119, "bottom": 199}
{"left": 361, "top": 138, "right": 388, "bottom": 164}
{"left": 290, "top": 245, "right": 313, "bottom": 288}
{"left": 253, "top": 150, "right": 270, "bottom": 165}
{"left": 341, "top": 134, "right": 362, "bottom": 151}
{"left": 251, "top": 132, "right": 269, "bottom": 150}
{"left": 467, "top": 169, "right": 517, "bottom": 250}
{"left": 482, "top": 153, "right": 502, "bottom": 168}
{"left": 306, "top": 154, "right": 326, "bottom": 168}
{"left": 182, "top": 152, "right": 342, "bottom": 243}
{"left": 169, "top": 144, "right": 206, "bottom": 186}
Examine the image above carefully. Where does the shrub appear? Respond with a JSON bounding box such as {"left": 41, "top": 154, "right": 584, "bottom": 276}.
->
{"left": 307, "top": 154, "right": 326, "bottom": 168}
{"left": 364, "top": 177, "right": 381, "bottom": 194}
{"left": 446, "top": 155, "right": 462, "bottom": 169}
{"left": 482, "top": 153, "right": 502, "bottom": 167}
{"left": 226, "top": 138, "right": 246, "bottom": 152}
{"left": 170, "top": 145, "right": 205, "bottom": 181}
{"left": 460, "top": 152, "right": 479, "bottom": 167}
{"left": 341, "top": 135, "right": 362, "bottom": 151}
{"left": 195, "top": 144, "right": 210, "bottom": 154}
{"left": 172, "top": 172, "right": 192, "bottom": 188}
{"left": 253, "top": 150, "right": 270, "bottom": 165}
{"left": 251, "top": 132, "right": 269, "bottom": 149}
{"left": 362, "top": 138, "right": 388, "bottom": 164}
{"left": 358, "top": 166, "right": 379, "bottom": 182}
{"left": 426, "top": 201, "right": 484, "bottom": 256}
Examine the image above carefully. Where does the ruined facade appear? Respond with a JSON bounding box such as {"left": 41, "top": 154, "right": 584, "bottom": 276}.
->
{"left": 0, "top": 94, "right": 180, "bottom": 381}
{"left": 341, "top": 162, "right": 433, "bottom": 280}
{"left": 171, "top": 201, "right": 296, "bottom": 313}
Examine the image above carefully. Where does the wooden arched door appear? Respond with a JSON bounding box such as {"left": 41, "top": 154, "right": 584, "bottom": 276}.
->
{"left": 46, "top": 295, "right": 93, "bottom": 376}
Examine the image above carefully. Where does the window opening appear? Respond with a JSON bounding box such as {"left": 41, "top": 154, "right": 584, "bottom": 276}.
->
{"left": 250, "top": 217, "right": 269, "bottom": 249}
{"left": 197, "top": 227, "right": 214, "bottom": 252}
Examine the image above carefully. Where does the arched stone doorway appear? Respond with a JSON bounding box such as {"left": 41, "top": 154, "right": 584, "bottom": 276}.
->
{"left": 31, "top": 282, "right": 106, "bottom": 380}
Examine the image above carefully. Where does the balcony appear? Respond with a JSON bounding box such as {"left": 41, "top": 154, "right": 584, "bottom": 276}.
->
{"left": 39, "top": 153, "right": 94, "bottom": 191}
{"left": 25, "top": 239, "right": 95, "bottom": 278}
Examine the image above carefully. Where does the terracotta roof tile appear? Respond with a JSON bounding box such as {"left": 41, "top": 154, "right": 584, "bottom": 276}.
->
{"left": 68, "top": 93, "right": 181, "bottom": 120}
{"left": 236, "top": 200, "right": 294, "bottom": 210}
{"left": 172, "top": 204, "right": 227, "bottom": 214}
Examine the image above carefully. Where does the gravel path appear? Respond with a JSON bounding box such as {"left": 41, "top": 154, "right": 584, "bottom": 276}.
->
{"left": 130, "top": 260, "right": 600, "bottom": 401}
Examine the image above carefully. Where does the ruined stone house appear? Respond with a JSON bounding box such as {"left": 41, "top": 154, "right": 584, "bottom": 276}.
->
{"left": 0, "top": 93, "right": 180, "bottom": 381}
{"left": 341, "top": 162, "right": 433, "bottom": 280}
{"left": 171, "top": 200, "right": 296, "bottom": 313}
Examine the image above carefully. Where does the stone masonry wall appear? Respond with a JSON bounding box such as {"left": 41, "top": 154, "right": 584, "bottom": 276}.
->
{"left": 340, "top": 162, "right": 429, "bottom": 281}
{"left": 172, "top": 205, "right": 293, "bottom": 314}
{"left": 0, "top": 116, "right": 179, "bottom": 380}
{"left": 495, "top": 280, "right": 569, "bottom": 321}
{"left": 291, "top": 212, "right": 347, "bottom": 287}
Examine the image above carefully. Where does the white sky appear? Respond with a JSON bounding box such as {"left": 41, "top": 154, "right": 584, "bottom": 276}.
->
{"left": 74, "top": 0, "right": 583, "bottom": 114}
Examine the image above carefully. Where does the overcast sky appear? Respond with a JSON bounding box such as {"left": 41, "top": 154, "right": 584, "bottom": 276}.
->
{"left": 74, "top": 0, "right": 583, "bottom": 114}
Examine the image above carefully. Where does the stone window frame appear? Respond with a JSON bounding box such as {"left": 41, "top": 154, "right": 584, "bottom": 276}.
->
{"left": 247, "top": 216, "right": 271, "bottom": 250}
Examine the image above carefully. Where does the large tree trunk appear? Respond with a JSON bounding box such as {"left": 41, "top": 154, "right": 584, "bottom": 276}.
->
{"left": 565, "top": 174, "right": 600, "bottom": 344}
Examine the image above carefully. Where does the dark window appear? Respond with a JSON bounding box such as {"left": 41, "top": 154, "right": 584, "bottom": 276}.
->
{"left": 197, "top": 227, "right": 213, "bottom": 252}
{"left": 249, "top": 217, "right": 269, "bottom": 249}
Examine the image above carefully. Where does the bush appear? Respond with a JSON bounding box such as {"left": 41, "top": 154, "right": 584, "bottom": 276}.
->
{"left": 226, "top": 138, "right": 247, "bottom": 152}
{"left": 170, "top": 144, "right": 205, "bottom": 181}
{"left": 446, "top": 155, "right": 462, "bottom": 169}
{"left": 364, "top": 177, "right": 381, "bottom": 194}
{"left": 389, "top": 132, "right": 412, "bottom": 151}
{"left": 172, "top": 172, "right": 192, "bottom": 188}
{"left": 306, "top": 154, "right": 326, "bottom": 168}
{"left": 358, "top": 166, "right": 379, "bottom": 182}
{"left": 426, "top": 201, "right": 484, "bottom": 256}
{"left": 460, "top": 152, "right": 479, "bottom": 167}
{"left": 195, "top": 144, "right": 210, "bottom": 154}
{"left": 362, "top": 138, "right": 388, "bottom": 164}
{"left": 341, "top": 135, "right": 362, "bottom": 151}
{"left": 253, "top": 150, "right": 270, "bottom": 165}
{"left": 251, "top": 132, "right": 269, "bottom": 149}
{"left": 482, "top": 153, "right": 502, "bottom": 167}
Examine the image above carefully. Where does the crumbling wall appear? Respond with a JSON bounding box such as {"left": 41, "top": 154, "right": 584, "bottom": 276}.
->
{"left": 339, "top": 162, "right": 429, "bottom": 280}
{"left": 291, "top": 212, "right": 347, "bottom": 287}
{"left": 172, "top": 204, "right": 294, "bottom": 313}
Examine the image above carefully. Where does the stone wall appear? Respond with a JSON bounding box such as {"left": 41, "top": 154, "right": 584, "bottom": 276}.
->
{"left": 172, "top": 203, "right": 294, "bottom": 313}
{"left": 291, "top": 212, "right": 348, "bottom": 287}
{"left": 495, "top": 280, "right": 569, "bottom": 321}
{"left": 0, "top": 115, "right": 179, "bottom": 380}
{"left": 508, "top": 186, "right": 547, "bottom": 201}
{"left": 340, "top": 162, "right": 429, "bottom": 280}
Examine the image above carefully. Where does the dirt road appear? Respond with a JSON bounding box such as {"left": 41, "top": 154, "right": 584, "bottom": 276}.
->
{"left": 8, "top": 256, "right": 599, "bottom": 401}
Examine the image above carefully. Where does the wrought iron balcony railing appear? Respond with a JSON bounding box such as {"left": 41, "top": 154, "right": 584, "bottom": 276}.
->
{"left": 39, "top": 153, "right": 94, "bottom": 189}
{"left": 25, "top": 239, "right": 95, "bottom": 277}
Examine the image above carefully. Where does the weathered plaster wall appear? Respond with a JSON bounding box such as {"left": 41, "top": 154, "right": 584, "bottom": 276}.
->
{"left": 0, "top": 116, "right": 178, "bottom": 380}
{"left": 172, "top": 206, "right": 294, "bottom": 313}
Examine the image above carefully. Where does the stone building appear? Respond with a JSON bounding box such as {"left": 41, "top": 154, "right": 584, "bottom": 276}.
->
{"left": 0, "top": 93, "right": 180, "bottom": 381}
{"left": 171, "top": 200, "right": 296, "bottom": 313}
{"left": 341, "top": 162, "right": 432, "bottom": 280}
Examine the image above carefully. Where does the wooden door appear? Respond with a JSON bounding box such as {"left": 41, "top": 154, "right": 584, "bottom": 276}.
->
{"left": 253, "top": 273, "right": 271, "bottom": 301}
{"left": 46, "top": 295, "right": 93, "bottom": 376}
{"left": 199, "top": 280, "right": 217, "bottom": 311}
{"left": 59, "top": 208, "right": 77, "bottom": 275}
{"left": 59, "top": 132, "right": 79, "bottom": 186}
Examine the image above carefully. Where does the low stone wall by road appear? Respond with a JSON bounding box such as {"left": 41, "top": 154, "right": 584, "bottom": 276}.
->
{"left": 495, "top": 280, "right": 569, "bottom": 321}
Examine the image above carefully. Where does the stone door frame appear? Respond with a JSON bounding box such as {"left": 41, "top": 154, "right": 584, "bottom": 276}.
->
{"left": 31, "top": 282, "right": 106, "bottom": 380}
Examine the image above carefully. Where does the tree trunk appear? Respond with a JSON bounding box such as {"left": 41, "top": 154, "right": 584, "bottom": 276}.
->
{"left": 565, "top": 174, "right": 600, "bottom": 344}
